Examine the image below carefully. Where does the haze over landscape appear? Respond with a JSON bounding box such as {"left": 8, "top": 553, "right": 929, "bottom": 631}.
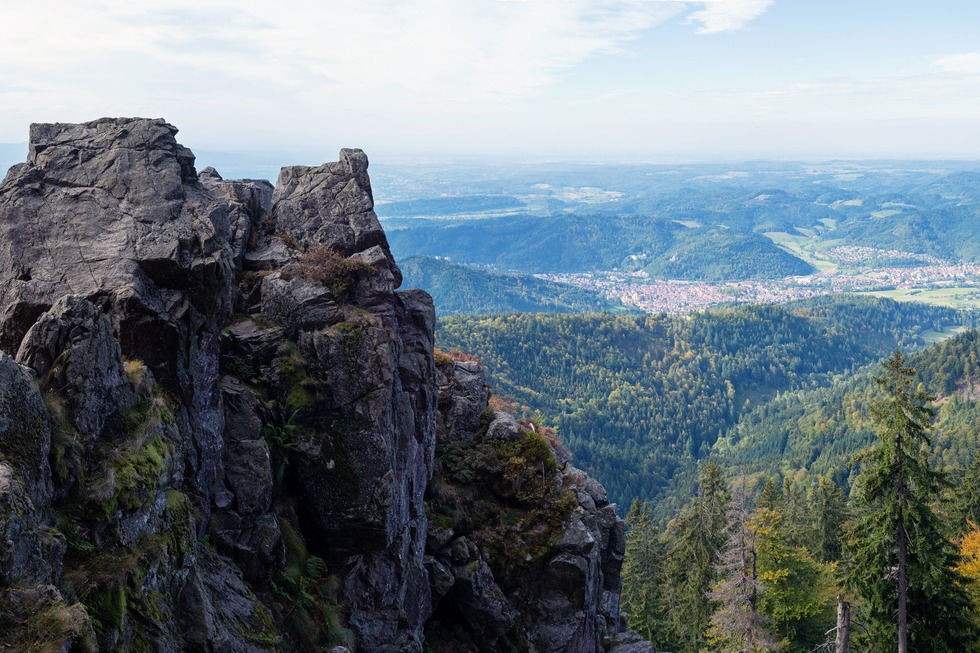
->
{"left": 4, "top": 2, "right": 980, "bottom": 652}
{"left": 3, "top": 0, "right": 980, "bottom": 161}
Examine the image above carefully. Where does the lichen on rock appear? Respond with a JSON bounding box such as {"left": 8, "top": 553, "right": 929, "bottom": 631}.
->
{"left": 0, "top": 117, "right": 646, "bottom": 653}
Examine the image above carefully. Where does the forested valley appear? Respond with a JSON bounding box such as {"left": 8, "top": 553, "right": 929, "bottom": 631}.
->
{"left": 392, "top": 162, "right": 980, "bottom": 652}
{"left": 436, "top": 295, "right": 961, "bottom": 515}
{"left": 399, "top": 255, "right": 635, "bottom": 315}
{"left": 436, "top": 295, "right": 980, "bottom": 651}
{"left": 621, "top": 345, "right": 980, "bottom": 652}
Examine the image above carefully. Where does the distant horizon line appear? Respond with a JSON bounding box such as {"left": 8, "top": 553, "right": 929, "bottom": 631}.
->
{"left": 2, "top": 141, "right": 980, "bottom": 170}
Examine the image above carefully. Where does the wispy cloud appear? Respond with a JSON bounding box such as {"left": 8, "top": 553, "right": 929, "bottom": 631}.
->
{"left": 0, "top": 1, "right": 692, "bottom": 107}
{"left": 935, "top": 52, "right": 980, "bottom": 74}
{"left": 683, "top": 0, "right": 775, "bottom": 34}
{"left": 0, "top": 0, "right": 776, "bottom": 114}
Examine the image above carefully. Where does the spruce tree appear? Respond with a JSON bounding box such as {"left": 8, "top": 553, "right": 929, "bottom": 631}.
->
{"left": 661, "top": 460, "right": 730, "bottom": 652}
{"left": 621, "top": 500, "right": 667, "bottom": 647}
{"left": 807, "top": 474, "right": 847, "bottom": 563}
{"left": 845, "top": 351, "right": 976, "bottom": 652}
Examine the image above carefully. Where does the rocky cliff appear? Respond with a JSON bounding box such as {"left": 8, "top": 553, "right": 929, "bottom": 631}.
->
{"left": 0, "top": 117, "right": 648, "bottom": 652}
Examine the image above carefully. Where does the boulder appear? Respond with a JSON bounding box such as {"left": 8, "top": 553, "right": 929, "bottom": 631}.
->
{"left": 436, "top": 359, "right": 490, "bottom": 442}
{"left": 486, "top": 411, "right": 521, "bottom": 441}
{"left": 16, "top": 295, "right": 130, "bottom": 443}
{"left": 605, "top": 630, "right": 656, "bottom": 653}
{"left": 450, "top": 560, "right": 516, "bottom": 644}
{"left": 272, "top": 149, "right": 402, "bottom": 287}
{"left": 0, "top": 463, "right": 65, "bottom": 586}
{"left": 0, "top": 354, "right": 52, "bottom": 503}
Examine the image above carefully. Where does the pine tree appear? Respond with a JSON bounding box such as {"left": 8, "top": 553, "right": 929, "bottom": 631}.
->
{"left": 661, "top": 460, "right": 730, "bottom": 652}
{"left": 954, "top": 453, "right": 980, "bottom": 533}
{"left": 845, "top": 351, "right": 976, "bottom": 652}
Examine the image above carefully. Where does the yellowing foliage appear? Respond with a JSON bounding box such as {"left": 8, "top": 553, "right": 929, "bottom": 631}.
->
{"left": 956, "top": 524, "right": 980, "bottom": 621}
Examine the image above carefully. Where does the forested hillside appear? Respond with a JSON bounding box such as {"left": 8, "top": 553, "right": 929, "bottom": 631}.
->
{"left": 377, "top": 161, "right": 980, "bottom": 292}
{"left": 385, "top": 214, "right": 813, "bottom": 280}
{"left": 715, "top": 327, "right": 980, "bottom": 485}
{"left": 399, "top": 256, "right": 633, "bottom": 315}
{"left": 621, "top": 344, "right": 980, "bottom": 653}
{"left": 436, "top": 296, "right": 960, "bottom": 514}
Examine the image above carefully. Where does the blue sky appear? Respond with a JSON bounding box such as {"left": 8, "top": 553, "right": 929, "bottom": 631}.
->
{"left": 2, "top": 0, "right": 980, "bottom": 160}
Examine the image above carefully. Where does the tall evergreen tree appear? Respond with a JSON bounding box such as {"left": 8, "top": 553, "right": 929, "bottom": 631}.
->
{"left": 661, "top": 460, "right": 730, "bottom": 652}
{"left": 807, "top": 475, "right": 848, "bottom": 563}
{"left": 954, "top": 453, "right": 980, "bottom": 533}
{"left": 621, "top": 500, "right": 667, "bottom": 647}
{"left": 845, "top": 351, "right": 976, "bottom": 652}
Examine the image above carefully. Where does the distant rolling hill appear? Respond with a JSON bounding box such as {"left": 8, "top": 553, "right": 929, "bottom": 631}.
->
{"left": 385, "top": 214, "right": 813, "bottom": 280}
{"left": 399, "top": 256, "right": 634, "bottom": 315}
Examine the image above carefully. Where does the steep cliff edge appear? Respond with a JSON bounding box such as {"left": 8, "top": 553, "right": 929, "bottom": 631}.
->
{"left": 0, "top": 118, "right": 646, "bottom": 652}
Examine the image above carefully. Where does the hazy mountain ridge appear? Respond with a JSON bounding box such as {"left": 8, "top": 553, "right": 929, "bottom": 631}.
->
{"left": 386, "top": 214, "right": 814, "bottom": 280}
{"left": 400, "top": 255, "right": 635, "bottom": 315}
{"left": 377, "top": 160, "right": 980, "bottom": 298}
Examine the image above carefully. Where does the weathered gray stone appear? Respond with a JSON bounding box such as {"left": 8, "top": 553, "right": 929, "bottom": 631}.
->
{"left": 208, "top": 510, "right": 284, "bottom": 586}
{"left": 176, "top": 549, "right": 278, "bottom": 652}
{"left": 486, "top": 411, "right": 521, "bottom": 441}
{"left": 260, "top": 274, "right": 345, "bottom": 337}
{"left": 0, "top": 117, "right": 236, "bottom": 516}
{"left": 425, "top": 555, "right": 455, "bottom": 606}
{"left": 0, "top": 354, "right": 52, "bottom": 504}
{"left": 260, "top": 158, "right": 437, "bottom": 651}
{"left": 555, "top": 512, "right": 597, "bottom": 555}
{"left": 198, "top": 167, "right": 273, "bottom": 267}
{"left": 446, "top": 536, "right": 479, "bottom": 566}
{"left": 450, "top": 560, "right": 516, "bottom": 644}
{"left": 0, "top": 463, "right": 64, "bottom": 586}
{"left": 225, "top": 439, "right": 272, "bottom": 515}
{"left": 437, "top": 359, "right": 489, "bottom": 442}
{"left": 272, "top": 148, "right": 402, "bottom": 287}
{"left": 16, "top": 295, "right": 129, "bottom": 443}
{"left": 605, "top": 630, "right": 656, "bottom": 653}
{"left": 426, "top": 524, "right": 455, "bottom": 554}
{"left": 223, "top": 320, "right": 285, "bottom": 368}
{"left": 244, "top": 237, "right": 291, "bottom": 271}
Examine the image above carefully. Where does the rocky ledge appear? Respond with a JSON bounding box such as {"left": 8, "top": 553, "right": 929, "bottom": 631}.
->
{"left": 0, "top": 117, "right": 649, "bottom": 652}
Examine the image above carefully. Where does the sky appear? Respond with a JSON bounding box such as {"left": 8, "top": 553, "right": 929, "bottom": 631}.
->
{"left": 2, "top": 0, "right": 980, "bottom": 161}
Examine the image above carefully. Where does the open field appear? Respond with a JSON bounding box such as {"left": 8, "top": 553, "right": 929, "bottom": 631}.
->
{"left": 859, "top": 286, "right": 980, "bottom": 310}
{"left": 871, "top": 209, "right": 902, "bottom": 219}
{"left": 763, "top": 231, "right": 838, "bottom": 273}
{"left": 673, "top": 219, "right": 702, "bottom": 228}
{"left": 920, "top": 325, "right": 969, "bottom": 345}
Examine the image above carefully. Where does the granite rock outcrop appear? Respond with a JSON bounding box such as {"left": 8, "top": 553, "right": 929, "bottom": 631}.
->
{"left": 0, "top": 117, "right": 647, "bottom": 652}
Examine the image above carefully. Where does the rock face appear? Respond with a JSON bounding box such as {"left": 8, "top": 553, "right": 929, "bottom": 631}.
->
{"left": 426, "top": 355, "right": 632, "bottom": 651}
{"left": 0, "top": 118, "right": 645, "bottom": 652}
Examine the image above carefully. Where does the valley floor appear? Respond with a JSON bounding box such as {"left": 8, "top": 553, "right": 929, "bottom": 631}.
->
{"left": 539, "top": 253, "right": 980, "bottom": 314}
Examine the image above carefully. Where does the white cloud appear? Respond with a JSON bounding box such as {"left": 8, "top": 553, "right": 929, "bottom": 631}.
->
{"left": 935, "top": 52, "right": 980, "bottom": 74}
{"left": 683, "top": 0, "right": 774, "bottom": 34}
{"left": 0, "top": 1, "right": 689, "bottom": 108}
